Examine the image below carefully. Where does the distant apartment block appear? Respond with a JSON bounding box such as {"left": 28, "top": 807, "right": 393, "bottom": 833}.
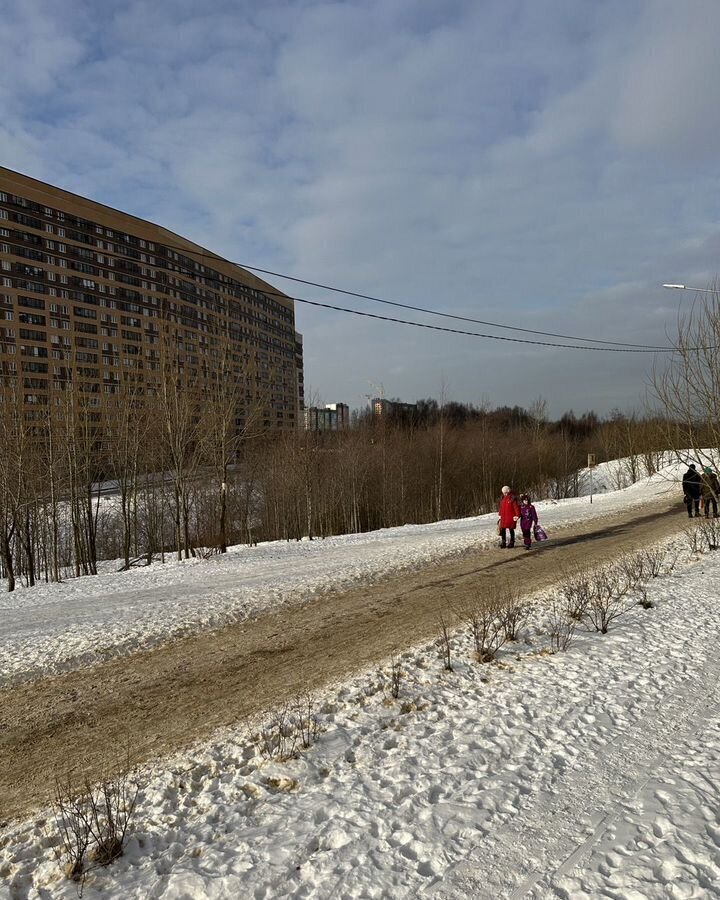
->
{"left": 0, "top": 167, "right": 304, "bottom": 431}
{"left": 304, "top": 402, "right": 350, "bottom": 431}
{"left": 371, "top": 397, "right": 417, "bottom": 418}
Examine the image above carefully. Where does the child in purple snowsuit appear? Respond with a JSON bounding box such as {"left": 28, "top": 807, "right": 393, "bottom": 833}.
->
{"left": 519, "top": 494, "right": 538, "bottom": 550}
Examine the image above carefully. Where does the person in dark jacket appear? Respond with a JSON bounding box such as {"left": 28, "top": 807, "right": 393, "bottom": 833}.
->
{"left": 682, "top": 464, "right": 702, "bottom": 518}
{"left": 518, "top": 494, "right": 539, "bottom": 550}
{"left": 498, "top": 485, "right": 520, "bottom": 548}
{"left": 702, "top": 467, "right": 720, "bottom": 518}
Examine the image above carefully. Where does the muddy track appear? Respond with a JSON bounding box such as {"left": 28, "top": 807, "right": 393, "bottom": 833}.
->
{"left": 0, "top": 500, "right": 688, "bottom": 823}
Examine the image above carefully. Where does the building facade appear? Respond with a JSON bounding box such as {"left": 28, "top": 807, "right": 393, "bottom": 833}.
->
{"left": 304, "top": 402, "right": 350, "bottom": 431}
{"left": 371, "top": 398, "right": 416, "bottom": 418}
{"left": 0, "top": 167, "right": 303, "bottom": 432}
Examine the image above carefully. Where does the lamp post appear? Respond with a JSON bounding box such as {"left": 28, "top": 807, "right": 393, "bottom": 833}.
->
{"left": 663, "top": 283, "right": 717, "bottom": 293}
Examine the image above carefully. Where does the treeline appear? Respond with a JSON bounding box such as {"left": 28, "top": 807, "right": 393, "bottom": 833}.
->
{"left": 0, "top": 378, "right": 686, "bottom": 592}
{"left": 260, "top": 405, "right": 673, "bottom": 542}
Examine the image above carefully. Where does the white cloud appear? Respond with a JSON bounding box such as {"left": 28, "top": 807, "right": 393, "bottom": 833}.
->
{"left": 1, "top": 0, "right": 720, "bottom": 415}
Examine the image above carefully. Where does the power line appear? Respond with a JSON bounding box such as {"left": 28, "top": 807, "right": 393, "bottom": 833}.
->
{"left": 152, "top": 239, "right": 669, "bottom": 349}
{"left": 291, "top": 296, "right": 666, "bottom": 352}
{"left": 0, "top": 178, "right": 686, "bottom": 350}
{"left": 0, "top": 224, "right": 680, "bottom": 352}
{"left": 231, "top": 262, "right": 668, "bottom": 350}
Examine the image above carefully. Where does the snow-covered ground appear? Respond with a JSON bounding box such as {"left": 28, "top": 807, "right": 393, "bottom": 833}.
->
{"left": 5, "top": 457, "right": 720, "bottom": 899}
{"left": 0, "top": 457, "right": 682, "bottom": 687}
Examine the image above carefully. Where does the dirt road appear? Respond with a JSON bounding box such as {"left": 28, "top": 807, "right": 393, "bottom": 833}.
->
{"left": 0, "top": 500, "right": 688, "bottom": 823}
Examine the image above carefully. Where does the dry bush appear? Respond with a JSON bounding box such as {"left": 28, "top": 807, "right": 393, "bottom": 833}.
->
{"left": 697, "top": 517, "right": 720, "bottom": 551}
{"left": 53, "top": 765, "right": 139, "bottom": 887}
{"left": 191, "top": 545, "right": 221, "bottom": 560}
{"left": 438, "top": 613, "right": 454, "bottom": 671}
{"left": 616, "top": 551, "right": 647, "bottom": 591}
{"left": 259, "top": 704, "right": 296, "bottom": 761}
{"left": 547, "top": 594, "right": 579, "bottom": 653}
{"left": 684, "top": 523, "right": 703, "bottom": 556}
{"left": 388, "top": 652, "right": 403, "bottom": 699}
{"left": 637, "top": 585, "right": 654, "bottom": 610}
{"left": 585, "top": 562, "right": 635, "bottom": 634}
{"left": 292, "top": 690, "right": 320, "bottom": 750}
{"left": 559, "top": 561, "right": 638, "bottom": 636}
{"left": 638, "top": 546, "right": 668, "bottom": 578}
{"left": 558, "top": 568, "right": 593, "bottom": 622}
{"left": 467, "top": 596, "right": 506, "bottom": 663}
{"left": 259, "top": 692, "right": 320, "bottom": 760}
{"left": 498, "top": 586, "right": 529, "bottom": 642}
{"left": 53, "top": 777, "right": 93, "bottom": 884}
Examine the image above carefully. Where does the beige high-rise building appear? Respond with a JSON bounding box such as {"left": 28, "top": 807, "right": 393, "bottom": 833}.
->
{"left": 0, "top": 167, "right": 303, "bottom": 432}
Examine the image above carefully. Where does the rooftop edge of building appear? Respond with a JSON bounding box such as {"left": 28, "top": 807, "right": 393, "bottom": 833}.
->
{"left": 0, "top": 165, "right": 294, "bottom": 315}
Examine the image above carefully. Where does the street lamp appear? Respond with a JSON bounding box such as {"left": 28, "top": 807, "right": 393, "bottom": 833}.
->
{"left": 663, "top": 283, "right": 717, "bottom": 293}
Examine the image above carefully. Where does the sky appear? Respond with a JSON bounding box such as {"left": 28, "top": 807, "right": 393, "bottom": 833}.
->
{"left": 1, "top": 0, "right": 720, "bottom": 417}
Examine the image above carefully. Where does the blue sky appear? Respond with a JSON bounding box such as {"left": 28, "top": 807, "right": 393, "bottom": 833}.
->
{"left": 2, "top": 0, "right": 720, "bottom": 416}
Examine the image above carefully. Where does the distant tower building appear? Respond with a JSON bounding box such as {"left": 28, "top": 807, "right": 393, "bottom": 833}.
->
{"left": 325, "top": 402, "right": 349, "bottom": 430}
{"left": 371, "top": 398, "right": 416, "bottom": 418}
{"left": 304, "top": 402, "right": 350, "bottom": 431}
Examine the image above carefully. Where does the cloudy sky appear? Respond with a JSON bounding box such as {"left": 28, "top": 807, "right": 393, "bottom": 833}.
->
{"left": 2, "top": 0, "right": 720, "bottom": 416}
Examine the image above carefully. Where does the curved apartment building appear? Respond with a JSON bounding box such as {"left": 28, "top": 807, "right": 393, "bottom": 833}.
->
{"left": 0, "top": 167, "right": 304, "bottom": 432}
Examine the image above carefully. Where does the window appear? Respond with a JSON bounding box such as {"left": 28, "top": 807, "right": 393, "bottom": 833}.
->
{"left": 19, "top": 328, "right": 46, "bottom": 341}
{"left": 21, "top": 345, "right": 48, "bottom": 357}
{"left": 19, "top": 312, "right": 45, "bottom": 326}
{"left": 18, "top": 295, "right": 45, "bottom": 309}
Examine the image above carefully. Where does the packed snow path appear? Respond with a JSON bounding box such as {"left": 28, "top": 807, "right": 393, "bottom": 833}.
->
{"left": 0, "top": 497, "right": 684, "bottom": 824}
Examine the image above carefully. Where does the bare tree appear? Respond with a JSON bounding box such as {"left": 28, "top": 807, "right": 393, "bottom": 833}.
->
{"left": 651, "top": 284, "right": 720, "bottom": 473}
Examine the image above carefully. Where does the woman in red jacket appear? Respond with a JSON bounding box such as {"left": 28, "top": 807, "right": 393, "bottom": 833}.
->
{"left": 498, "top": 485, "right": 521, "bottom": 548}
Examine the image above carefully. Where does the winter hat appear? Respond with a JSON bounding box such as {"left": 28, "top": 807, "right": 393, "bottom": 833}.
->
{"left": 501, "top": 485, "right": 511, "bottom": 494}
{"left": 689, "top": 464, "right": 697, "bottom": 470}
{"left": 520, "top": 493, "right": 530, "bottom": 502}
{"left": 705, "top": 467, "right": 713, "bottom": 474}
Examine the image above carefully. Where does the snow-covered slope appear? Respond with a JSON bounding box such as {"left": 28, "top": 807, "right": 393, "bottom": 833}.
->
{"left": 0, "top": 458, "right": 682, "bottom": 687}
{"left": 4, "top": 528, "right": 720, "bottom": 898}
{"left": 5, "top": 457, "right": 720, "bottom": 900}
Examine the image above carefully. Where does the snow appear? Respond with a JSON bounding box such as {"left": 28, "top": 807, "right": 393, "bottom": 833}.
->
{"left": 0, "top": 457, "right": 683, "bottom": 687}
{"left": 4, "top": 457, "right": 720, "bottom": 899}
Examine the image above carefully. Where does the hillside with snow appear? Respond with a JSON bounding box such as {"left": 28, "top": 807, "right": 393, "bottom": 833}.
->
{"left": 3, "top": 457, "right": 720, "bottom": 898}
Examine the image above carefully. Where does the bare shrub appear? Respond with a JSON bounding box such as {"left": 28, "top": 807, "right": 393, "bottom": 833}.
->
{"left": 438, "top": 613, "right": 454, "bottom": 672}
{"left": 259, "top": 693, "right": 320, "bottom": 760}
{"left": 637, "top": 585, "right": 654, "bottom": 610}
{"left": 697, "top": 517, "right": 720, "bottom": 551}
{"left": 558, "top": 568, "right": 593, "bottom": 622}
{"left": 585, "top": 562, "right": 635, "bottom": 634}
{"left": 616, "top": 551, "right": 647, "bottom": 591}
{"left": 388, "top": 652, "right": 403, "bottom": 699}
{"left": 87, "top": 770, "right": 139, "bottom": 867}
{"left": 259, "top": 704, "right": 296, "bottom": 761}
{"left": 664, "top": 548, "right": 681, "bottom": 573}
{"left": 547, "top": 594, "right": 579, "bottom": 653}
{"left": 498, "top": 586, "right": 529, "bottom": 642}
{"left": 53, "top": 777, "right": 93, "bottom": 883}
{"left": 684, "top": 523, "right": 703, "bottom": 556}
{"left": 191, "top": 545, "right": 221, "bottom": 560}
{"left": 53, "top": 765, "right": 139, "bottom": 886}
{"left": 638, "top": 545, "right": 668, "bottom": 578}
{"left": 467, "top": 597, "right": 506, "bottom": 663}
{"left": 292, "top": 690, "right": 320, "bottom": 750}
